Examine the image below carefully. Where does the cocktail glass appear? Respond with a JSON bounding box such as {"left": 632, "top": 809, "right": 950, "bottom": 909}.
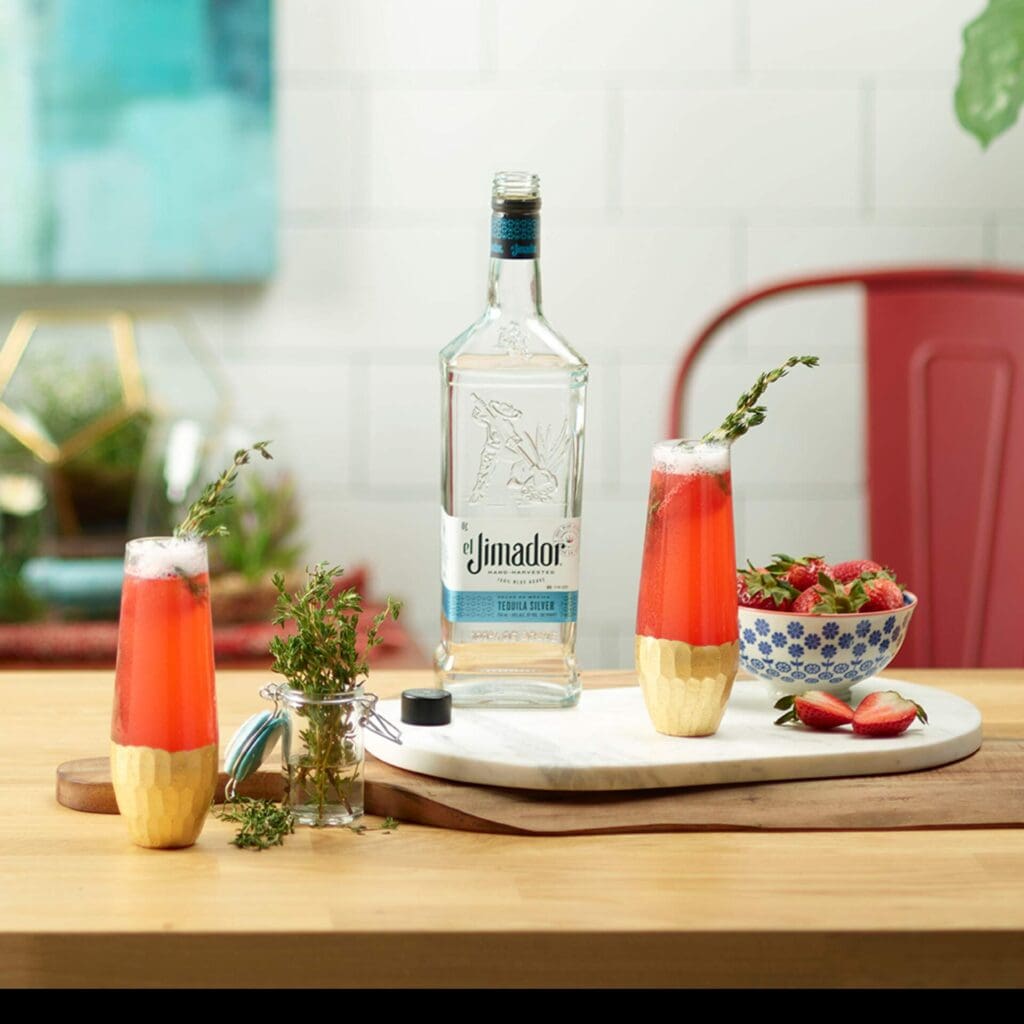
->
{"left": 635, "top": 439, "right": 739, "bottom": 736}
{"left": 111, "top": 536, "right": 218, "bottom": 848}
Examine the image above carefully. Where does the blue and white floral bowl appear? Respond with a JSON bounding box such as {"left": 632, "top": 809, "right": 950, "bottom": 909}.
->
{"left": 738, "top": 592, "right": 917, "bottom": 698}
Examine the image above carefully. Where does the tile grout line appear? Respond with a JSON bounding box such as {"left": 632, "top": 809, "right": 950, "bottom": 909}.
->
{"left": 734, "top": 0, "right": 751, "bottom": 79}
{"left": 348, "top": 352, "right": 371, "bottom": 488}
{"left": 982, "top": 215, "right": 998, "bottom": 262}
{"left": 606, "top": 85, "right": 624, "bottom": 219}
{"left": 350, "top": 77, "right": 372, "bottom": 212}
{"left": 480, "top": 0, "right": 498, "bottom": 81}
{"left": 860, "top": 78, "right": 876, "bottom": 217}
{"left": 731, "top": 215, "right": 749, "bottom": 360}
{"left": 605, "top": 346, "right": 621, "bottom": 490}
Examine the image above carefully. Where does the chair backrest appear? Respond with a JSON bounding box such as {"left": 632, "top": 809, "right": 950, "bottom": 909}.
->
{"left": 669, "top": 268, "right": 1024, "bottom": 668}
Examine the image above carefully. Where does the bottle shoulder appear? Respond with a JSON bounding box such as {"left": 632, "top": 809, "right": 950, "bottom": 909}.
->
{"left": 441, "top": 308, "right": 587, "bottom": 371}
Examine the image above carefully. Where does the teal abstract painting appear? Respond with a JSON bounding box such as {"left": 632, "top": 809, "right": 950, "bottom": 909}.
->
{"left": 0, "top": 0, "right": 275, "bottom": 282}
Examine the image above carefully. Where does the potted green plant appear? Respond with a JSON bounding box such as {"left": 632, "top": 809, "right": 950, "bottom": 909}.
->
{"left": 206, "top": 473, "right": 306, "bottom": 623}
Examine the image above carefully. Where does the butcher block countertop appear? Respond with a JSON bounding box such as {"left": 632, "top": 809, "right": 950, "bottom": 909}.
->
{"left": 2, "top": 668, "right": 1023, "bottom": 988}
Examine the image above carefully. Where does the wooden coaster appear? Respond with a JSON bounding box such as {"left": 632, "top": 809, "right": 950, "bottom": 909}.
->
{"left": 56, "top": 757, "right": 283, "bottom": 814}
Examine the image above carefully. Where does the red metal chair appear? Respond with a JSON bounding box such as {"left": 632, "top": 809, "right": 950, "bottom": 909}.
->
{"left": 668, "top": 268, "right": 1024, "bottom": 668}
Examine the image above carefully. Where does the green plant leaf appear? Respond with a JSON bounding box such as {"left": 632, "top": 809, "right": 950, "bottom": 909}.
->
{"left": 955, "top": 0, "right": 1024, "bottom": 148}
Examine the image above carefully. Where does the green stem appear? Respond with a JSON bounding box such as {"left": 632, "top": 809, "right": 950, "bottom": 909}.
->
{"left": 700, "top": 355, "right": 819, "bottom": 444}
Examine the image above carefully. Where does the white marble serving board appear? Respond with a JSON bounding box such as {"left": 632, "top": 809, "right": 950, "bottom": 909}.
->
{"left": 365, "top": 679, "right": 983, "bottom": 792}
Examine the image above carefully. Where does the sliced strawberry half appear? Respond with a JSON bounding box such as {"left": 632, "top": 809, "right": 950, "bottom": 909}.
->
{"left": 774, "top": 691, "right": 855, "bottom": 730}
{"left": 853, "top": 691, "right": 928, "bottom": 737}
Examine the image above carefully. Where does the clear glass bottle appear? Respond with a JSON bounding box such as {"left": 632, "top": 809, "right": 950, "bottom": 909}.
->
{"left": 436, "top": 171, "right": 587, "bottom": 707}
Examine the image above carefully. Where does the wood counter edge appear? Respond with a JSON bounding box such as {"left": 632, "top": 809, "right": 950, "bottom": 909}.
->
{"left": 3, "top": 929, "right": 1023, "bottom": 988}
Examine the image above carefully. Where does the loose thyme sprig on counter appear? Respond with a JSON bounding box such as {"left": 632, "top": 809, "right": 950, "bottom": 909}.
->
{"left": 217, "top": 796, "right": 295, "bottom": 850}
{"left": 174, "top": 441, "right": 273, "bottom": 538}
{"left": 699, "top": 356, "right": 819, "bottom": 444}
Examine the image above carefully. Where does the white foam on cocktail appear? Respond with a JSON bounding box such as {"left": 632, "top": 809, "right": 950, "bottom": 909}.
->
{"left": 125, "top": 537, "right": 207, "bottom": 580}
{"left": 652, "top": 439, "right": 730, "bottom": 475}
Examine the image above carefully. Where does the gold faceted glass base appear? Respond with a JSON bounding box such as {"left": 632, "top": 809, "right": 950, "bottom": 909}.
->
{"left": 110, "top": 741, "right": 218, "bottom": 849}
{"left": 635, "top": 635, "right": 739, "bottom": 737}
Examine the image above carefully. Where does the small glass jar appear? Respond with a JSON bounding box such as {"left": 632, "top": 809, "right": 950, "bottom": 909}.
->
{"left": 278, "top": 685, "right": 368, "bottom": 827}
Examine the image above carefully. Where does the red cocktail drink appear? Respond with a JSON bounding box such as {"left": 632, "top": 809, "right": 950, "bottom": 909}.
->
{"left": 111, "top": 537, "right": 218, "bottom": 848}
{"left": 635, "top": 440, "right": 739, "bottom": 736}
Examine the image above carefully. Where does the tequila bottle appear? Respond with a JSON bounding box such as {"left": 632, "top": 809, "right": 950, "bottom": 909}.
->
{"left": 436, "top": 172, "right": 587, "bottom": 708}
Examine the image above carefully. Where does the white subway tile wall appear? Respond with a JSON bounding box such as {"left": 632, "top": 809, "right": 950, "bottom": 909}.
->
{"left": 5, "top": 1, "right": 1017, "bottom": 667}
{"left": 623, "top": 88, "right": 863, "bottom": 210}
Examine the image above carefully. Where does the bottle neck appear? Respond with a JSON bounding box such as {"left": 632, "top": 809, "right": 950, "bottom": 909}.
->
{"left": 487, "top": 256, "right": 542, "bottom": 315}
{"left": 487, "top": 206, "right": 541, "bottom": 315}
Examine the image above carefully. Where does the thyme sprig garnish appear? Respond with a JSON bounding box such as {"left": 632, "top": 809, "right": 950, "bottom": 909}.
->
{"left": 217, "top": 797, "right": 295, "bottom": 850}
{"left": 700, "top": 356, "right": 819, "bottom": 444}
{"left": 174, "top": 441, "right": 273, "bottom": 539}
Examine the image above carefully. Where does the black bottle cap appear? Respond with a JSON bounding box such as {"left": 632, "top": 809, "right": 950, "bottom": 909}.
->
{"left": 401, "top": 688, "right": 452, "bottom": 726}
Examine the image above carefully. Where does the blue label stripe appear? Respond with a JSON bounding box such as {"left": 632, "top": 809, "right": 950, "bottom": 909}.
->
{"left": 443, "top": 586, "right": 577, "bottom": 623}
{"left": 490, "top": 213, "right": 539, "bottom": 259}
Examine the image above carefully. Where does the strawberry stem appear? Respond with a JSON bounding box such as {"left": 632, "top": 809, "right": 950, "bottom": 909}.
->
{"left": 740, "top": 562, "right": 800, "bottom": 607}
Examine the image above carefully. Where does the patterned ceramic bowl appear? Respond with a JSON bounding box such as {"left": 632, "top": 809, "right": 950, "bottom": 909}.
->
{"left": 738, "top": 592, "right": 917, "bottom": 698}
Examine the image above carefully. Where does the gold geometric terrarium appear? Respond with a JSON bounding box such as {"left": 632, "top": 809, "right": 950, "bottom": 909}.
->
{"left": 0, "top": 310, "right": 147, "bottom": 466}
{"left": 0, "top": 309, "right": 227, "bottom": 547}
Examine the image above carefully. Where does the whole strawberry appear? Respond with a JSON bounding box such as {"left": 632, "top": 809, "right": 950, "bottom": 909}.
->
{"left": 861, "top": 575, "right": 904, "bottom": 612}
{"left": 774, "top": 691, "right": 854, "bottom": 730}
{"left": 736, "top": 564, "right": 798, "bottom": 611}
{"left": 767, "top": 553, "right": 831, "bottom": 593}
{"left": 853, "top": 691, "right": 927, "bottom": 737}
{"left": 831, "top": 559, "right": 884, "bottom": 584}
{"left": 792, "top": 572, "right": 869, "bottom": 614}
{"left": 792, "top": 585, "right": 827, "bottom": 613}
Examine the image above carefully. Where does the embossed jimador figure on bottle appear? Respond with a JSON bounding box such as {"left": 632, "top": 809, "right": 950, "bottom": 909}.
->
{"left": 436, "top": 172, "right": 587, "bottom": 707}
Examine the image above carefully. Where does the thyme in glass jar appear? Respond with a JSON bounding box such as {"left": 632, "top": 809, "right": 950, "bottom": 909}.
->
{"left": 270, "top": 563, "right": 402, "bottom": 825}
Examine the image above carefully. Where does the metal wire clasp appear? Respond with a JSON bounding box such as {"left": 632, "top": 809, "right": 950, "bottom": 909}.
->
{"left": 360, "top": 693, "right": 403, "bottom": 745}
{"left": 259, "top": 682, "right": 285, "bottom": 713}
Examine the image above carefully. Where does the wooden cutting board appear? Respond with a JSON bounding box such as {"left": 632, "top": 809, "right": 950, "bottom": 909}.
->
{"left": 364, "top": 740, "right": 1024, "bottom": 833}
{"left": 56, "top": 739, "right": 1024, "bottom": 833}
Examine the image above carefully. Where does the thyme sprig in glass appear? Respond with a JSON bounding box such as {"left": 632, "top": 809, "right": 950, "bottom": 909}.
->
{"left": 174, "top": 441, "right": 273, "bottom": 538}
{"left": 699, "top": 356, "right": 819, "bottom": 444}
{"left": 270, "top": 563, "right": 402, "bottom": 825}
